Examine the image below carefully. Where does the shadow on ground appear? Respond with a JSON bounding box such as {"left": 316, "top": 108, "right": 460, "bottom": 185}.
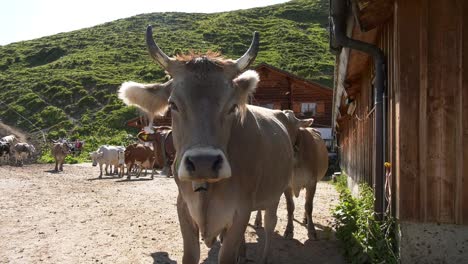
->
{"left": 151, "top": 251, "right": 177, "bottom": 264}
{"left": 198, "top": 221, "right": 343, "bottom": 264}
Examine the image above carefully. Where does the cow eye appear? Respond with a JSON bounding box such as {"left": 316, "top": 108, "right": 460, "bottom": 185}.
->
{"left": 228, "top": 104, "right": 238, "bottom": 114}
{"left": 169, "top": 101, "right": 179, "bottom": 112}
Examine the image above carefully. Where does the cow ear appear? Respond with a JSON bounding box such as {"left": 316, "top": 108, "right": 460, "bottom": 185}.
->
{"left": 119, "top": 80, "right": 173, "bottom": 116}
{"left": 233, "top": 70, "right": 259, "bottom": 120}
{"left": 233, "top": 70, "right": 259, "bottom": 103}
{"left": 298, "top": 118, "right": 314, "bottom": 128}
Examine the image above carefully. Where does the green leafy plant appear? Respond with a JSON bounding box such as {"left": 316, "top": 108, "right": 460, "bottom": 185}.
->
{"left": 332, "top": 174, "right": 399, "bottom": 264}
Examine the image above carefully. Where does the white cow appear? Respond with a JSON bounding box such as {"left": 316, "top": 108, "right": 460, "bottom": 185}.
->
{"left": 13, "top": 143, "right": 35, "bottom": 166}
{"left": 0, "top": 135, "right": 19, "bottom": 145}
{"left": 90, "top": 145, "right": 125, "bottom": 178}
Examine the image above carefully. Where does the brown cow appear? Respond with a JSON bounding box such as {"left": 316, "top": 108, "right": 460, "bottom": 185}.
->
{"left": 137, "top": 126, "right": 176, "bottom": 176}
{"left": 124, "top": 143, "right": 156, "bottom": 180}
{"left": 118, "top": 26, "right": 295, "bottom": 264}
{"left": 255, "top": 111, "right": 329, "bottom": 240}
{"left": 51, "top": 142, "right": 70, "bottom": 171}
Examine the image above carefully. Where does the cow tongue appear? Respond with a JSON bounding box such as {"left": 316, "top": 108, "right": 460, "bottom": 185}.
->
{"left": 192, "top": 182, "right": 208, "bottom": 192}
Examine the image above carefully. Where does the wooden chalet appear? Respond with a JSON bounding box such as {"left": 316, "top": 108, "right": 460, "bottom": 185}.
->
{"left": 252, "top": 63, "right": 333, "bottom": 128}
{"left": 126, "top": 63, "right": 334, "bottom": 144}
{"left": 330, "top": 0, "right": 468, "bottom": 262}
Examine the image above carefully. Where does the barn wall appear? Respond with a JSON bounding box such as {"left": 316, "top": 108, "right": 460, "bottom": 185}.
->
{"left": 338, "top": 0, "right": 468, "bottom": 225}
{"left": 335, "top": 0, "right": 468, "bottom": 261}
{"left": 254, "top": 68, "right": 290, "bottom": 107}
{"left": 337, "top": 66, "right": 375, "bottom": 193}
{"left": 395, "top": 1, "right": 468, "bottom": 260}
{"left": 395, "top": 0, "right": 468, "bottom": 225}
{"left": 291, "top": 80, "right": 333, "bottom": 127}
{"left": 255, "top": 66, "right": 333, "bottom": 127}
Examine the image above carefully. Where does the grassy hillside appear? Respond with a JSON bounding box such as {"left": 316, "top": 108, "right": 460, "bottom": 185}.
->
{"left": 0, "top": 0, "right": 333, "bottom": 158}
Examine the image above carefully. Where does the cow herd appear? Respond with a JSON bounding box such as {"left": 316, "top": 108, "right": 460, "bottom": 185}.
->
{"left": 0, "top": 135, "right": 36, "bottom": 166}
{"left": 42, "top": 125, "right": 173, "bottom": 179}
{"left": 87, "top": 138, "right": 171, "bottom": 180}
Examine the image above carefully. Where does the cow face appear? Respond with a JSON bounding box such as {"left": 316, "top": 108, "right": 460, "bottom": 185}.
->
{"left": 89, "top": 151, "right": 103, "bottom": 166}
{"left": 169, "top": 67, "right": 260, "bottom": 183}
{"left": 119, "top": 26, "right": 260, "bottom": 184}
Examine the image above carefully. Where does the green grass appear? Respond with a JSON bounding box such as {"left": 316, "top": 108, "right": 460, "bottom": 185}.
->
{"left": 332, "top": 173, "right": 399, "bottom": 264}
{"left": 0, "top": 0, "right": 333, "bottom": 158}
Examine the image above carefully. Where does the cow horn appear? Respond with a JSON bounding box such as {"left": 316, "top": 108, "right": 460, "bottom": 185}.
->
{"left": 235, "top": 31, "right": 260, "bottom": 72}
{"left": 146, "top": 25, "right": 175, "bottom": 70}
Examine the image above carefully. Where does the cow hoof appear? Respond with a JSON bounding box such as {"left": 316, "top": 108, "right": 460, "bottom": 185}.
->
{"left": 284, "top": 226, "right": 294, "bottom": 239}
{"left": 237, "top": 255, "right": 248, "bottom": 264}
{"left": 254, "top": 218, "right": 262, "bottom": 229}
{"left": 308, "top": 230, "right": 318, "bottom": 240}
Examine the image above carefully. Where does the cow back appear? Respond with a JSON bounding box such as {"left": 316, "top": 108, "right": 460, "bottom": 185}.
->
{"left": 292, "top": 127, "right": 329, "bottom": 193}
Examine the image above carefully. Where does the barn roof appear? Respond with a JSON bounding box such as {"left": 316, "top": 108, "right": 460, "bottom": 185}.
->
{"left": 254, "top": 63, "right": 332, "bottom": 92}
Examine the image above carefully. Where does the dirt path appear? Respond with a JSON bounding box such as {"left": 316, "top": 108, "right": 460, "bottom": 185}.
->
{"left": 0, "top": 163, "right": 345, "bottom": 264}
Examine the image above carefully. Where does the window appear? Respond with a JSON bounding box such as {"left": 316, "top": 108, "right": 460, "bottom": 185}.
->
{"left": 301, "top": 102, "right": 316, "bottom": 116}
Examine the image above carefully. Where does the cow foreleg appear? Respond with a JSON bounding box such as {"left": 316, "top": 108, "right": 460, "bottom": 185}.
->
{"left": 304, "top": 181, "right": 318, "bottom": 240}
{"left": 54, "top": 159, "right": 59, "bottom": 171}
{"left": 127, "top": 162, "right": 133, "bottom": 180}
{"left": 283, "top": 187, "right": 295, "bottom": 239}
{"left": 254, "top": 210, "right": 262, "bottom": 228}
{"left": 59, "top": 159, "right": 64, "bottom": 171}
{"left": 177, "top": 194, "right": 200, "bottom": 264}
{"left": 260, "top": 202, "right": 279, "bottom": 264}
{"left": 218, "top": 210, "right": 250, "bottom": 264}
{"left": 118, "top": 165, "right": 124, "bottom": 178}
{"left": 136, "top": 166, "right": 142, "bottom": 178}
{"left": 99, "top": 163, "right": 103, "bottom": 178}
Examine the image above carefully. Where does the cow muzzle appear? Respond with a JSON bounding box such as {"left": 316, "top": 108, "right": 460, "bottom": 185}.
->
{"left": 177, "top": 147, "right": 231, "bottom": 184}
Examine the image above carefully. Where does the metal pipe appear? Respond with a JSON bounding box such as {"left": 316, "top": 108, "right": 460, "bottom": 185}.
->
{"left": 330, "top": 0, "right": 387, "bottom": 219}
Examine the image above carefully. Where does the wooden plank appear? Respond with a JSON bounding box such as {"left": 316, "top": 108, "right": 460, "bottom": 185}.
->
{"left": 418, "top": 0, "right": 429, "bottom": 223}
{"left": 353, "top": 0, "right": 394, "bottom": 32}
{"left": 425, "top": 0, "right": 461, "bottom": 223}
{"left": 462, "top": 0, "right": 468, "bottom": 225}
{"left": 395, "top": 0, "right": 422, "bottom": 221}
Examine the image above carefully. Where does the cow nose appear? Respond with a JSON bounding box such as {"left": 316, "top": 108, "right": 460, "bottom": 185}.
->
{"left": 185, "top": 154, "right": 223, "bottom": 175}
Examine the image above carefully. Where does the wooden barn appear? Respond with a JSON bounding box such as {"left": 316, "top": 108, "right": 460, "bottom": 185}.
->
{"left": 126, "top": 63, "right": 334, "bottom": 145}
{"left": 329, "top": 0, "right": 468, "bottom": 262}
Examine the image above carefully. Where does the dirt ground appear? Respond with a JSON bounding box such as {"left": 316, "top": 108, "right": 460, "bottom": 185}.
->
{"left": 0, "top": 163, "right": 345, "bottom": 264}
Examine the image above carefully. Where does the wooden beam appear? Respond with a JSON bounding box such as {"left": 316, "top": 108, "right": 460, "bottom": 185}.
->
{"left": 352, "top": 0, "right": 394, "bottom": 32}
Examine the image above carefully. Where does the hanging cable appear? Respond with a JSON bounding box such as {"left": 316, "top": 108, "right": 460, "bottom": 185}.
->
{"left": 0, "top": 99, "right": 46, "bottom": 143}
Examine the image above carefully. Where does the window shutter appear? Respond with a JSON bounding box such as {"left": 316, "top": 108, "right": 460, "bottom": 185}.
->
{"left": 317, "top": 102, "right": 325, "bottom": 114}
